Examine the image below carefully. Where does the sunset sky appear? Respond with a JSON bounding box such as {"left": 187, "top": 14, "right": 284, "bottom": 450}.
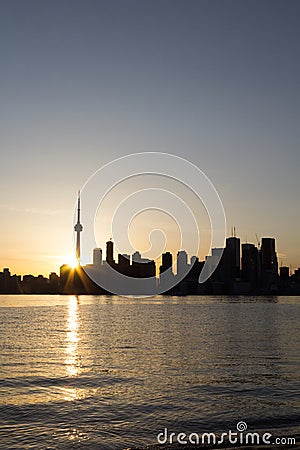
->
{"left": 0, "top": 0, "right": 299, "bottom": 276}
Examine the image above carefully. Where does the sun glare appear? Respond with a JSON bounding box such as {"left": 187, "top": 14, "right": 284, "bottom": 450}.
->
{"left": 65, "top": 254, "right": 79, "bottom": 268}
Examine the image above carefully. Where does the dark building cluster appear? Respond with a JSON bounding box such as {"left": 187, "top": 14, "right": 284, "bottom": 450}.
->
{"left": 0, "top": 268, "right": 59, "bottom": 294}
{"left": 58, "top": 236, "right": 300, "bottom": 295}
{"left": 1, "top": 235, "right": 300, "bottom": 296}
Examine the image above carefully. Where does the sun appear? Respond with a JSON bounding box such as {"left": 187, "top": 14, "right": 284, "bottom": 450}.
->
{"left": 64, "top": 253, "right": 79, "bottom": 269}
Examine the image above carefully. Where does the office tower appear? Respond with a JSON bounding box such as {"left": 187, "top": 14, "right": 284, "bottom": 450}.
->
{"left": 74, "top": 191, "right": 83, "bottom": 263}
{"left": 241, "top": 243, "right": 259, "bottom": 289}
{"left": 293, "top": 268, "right": 300, "bottom": 281}
{"left": 261, "top": 237, "right": 278, "bottom": 272}
{"left": 279, "top": 266, "right": 290, "bottom": 293}
{"left": 118, "top": 254, "right": 131, "bottom": 276}
{"left": 93, "top": 248, "right": 102, "bottom": 266}
{"left": 60, "top": 264, "right": 73, "bottom": 294}
{"left": 188, "top": 257, "right": 203, "bottom": 277}
{"left": 49, "top": 272, "right": 59, "bottom": 293}
{"left": 3, "top": 268, "right": 11, "bottom": 292}
{"left": 280, "top": 266, "right": 289, "bottom": 280}
{"left": 205, "top": 248, "right": 224, "bottom": 275}
{"left": 160, "top": 252, "right": 173, "bottom": 274}
{"left": 226, "top": 236, "right": 241, "bottom": 279}
{"left": 177, "top": 250, "right": 189, "bottom": 276}
{"left": 159, "top": 252, "right": 174, "bottom": 292}
{"left": 106, "top": 239, "right": 114, "bottom": 265}
{"left": 260, "top": 237, "right": 279, "bottom": 293}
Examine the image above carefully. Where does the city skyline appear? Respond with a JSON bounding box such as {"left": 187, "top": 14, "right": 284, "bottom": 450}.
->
{"left": 1, "top": 3, "right": 299, "bottom": 449}
{"left": 2, "top": 232, "right": 300, "bottom": 296}
{"left": 1, "top": 226, "right": 300, "bottom": 278}
{"left": 0, "top": 1, "right": 299, "bottom": 275}
{"left": 1, "top": 231, "right": 299, "bottom": 278}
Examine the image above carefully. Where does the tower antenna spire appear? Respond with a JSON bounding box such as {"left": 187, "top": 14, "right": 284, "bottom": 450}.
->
{"left": 74, "top": 190, "right": 83, "bottom": 264}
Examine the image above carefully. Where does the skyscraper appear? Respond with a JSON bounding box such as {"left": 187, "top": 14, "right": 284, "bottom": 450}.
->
{"left": 160, "top": 252, "right": 173, "bottom": 274}
{"left": 159, "top": 251, "right": 174, "bottom": 292}
{"left": 118, "top": 254, "right": 131, "bottom": 276}
{"left": 241, "top": 243, "right": 259, "bottom": 290}
{"left": 177, "top": 250, "right": 189, "bottom": 276}
{"left": 226, "top": 236, "right": 240, "bottom": 279}
{"left": 93, "top": 248, "right": 102, "bottom": 266}
{"left": 106, "top": 239, "right": 114, "bottom": 266}
{"left": 261, "top": 238, "right": 278, "bottom": 272}
{"left": 260, "top": 237, "right": 279, "bottom": 293}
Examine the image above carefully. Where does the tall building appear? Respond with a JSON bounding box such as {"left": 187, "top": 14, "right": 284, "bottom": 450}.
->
{"left": 177, "top": 250, "right": 189, "bottom": 276}
{"left": 160, "top": 252, "right": 173, "bottom": 274}
{"left": 118, "top": 254, "right": 131, "bottom": 276}
{"left": 93, "top": 248, "right": 102, "bottom": 266}
{"left": 261, "top": 238, "right": 278, "bottom": 272}
{"left": 49, "top": 272, "right": 59, "bottom": 293}
{"left": 159, "top": 251, "right": 174, "bottom": 293}
{"left": 260, "top": 237, "right": 279, "bottom": 293}
{"left": 74, "top": 191, "right": 83, "bottom": 263}
{"left": 185, "top": 257, "right": 204, "bottom": 292}
{"left": 205, "top": 248, "right": 224, "bottom": 280}
{"left": 280, "top": 266, "right": 289, "bottom": 280}
{"left": 106, "top": 239, "right": 114, "bottom": 266}
{"left": 226, "top": 236, "right": 240, "bottom": 279}
{"left": 241, "top": 243, "right": 259, "bottom": 290}
{"left": 3, "top": 268, "right": 11, "bottom": 292}
{"left": 60, "top": 264, "right": 73, "bottom": 293}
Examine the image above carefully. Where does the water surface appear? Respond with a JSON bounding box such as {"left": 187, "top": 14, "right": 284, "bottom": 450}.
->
{"left": 0, "top": 295, "right": 299, "bottom": 449}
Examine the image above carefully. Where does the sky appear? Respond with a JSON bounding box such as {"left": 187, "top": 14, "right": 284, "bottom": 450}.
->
{"left": 0, "top": 0, "right": 299, "bottom": 276}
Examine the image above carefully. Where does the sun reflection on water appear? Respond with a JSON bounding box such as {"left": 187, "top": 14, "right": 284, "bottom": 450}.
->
{"left": 64, "top": 296, "right": 82, "bottom": 401}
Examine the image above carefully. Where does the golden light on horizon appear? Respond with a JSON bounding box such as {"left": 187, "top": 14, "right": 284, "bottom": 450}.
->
{"left": 64, "top": 253, "right": 79, "bottom": 269}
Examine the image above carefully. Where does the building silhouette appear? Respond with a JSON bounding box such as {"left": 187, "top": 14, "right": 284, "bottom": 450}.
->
{"left": 0, "top": 195, "right": 299, "bottom": 296}
{"left": 159, "top": 252, "right": 174, "bottom": 294}
{"left": 93, "top": 248, "right": 102, "bottom": 266}
{"left": 1, "top": 234, "right": 300, "bottom": 295}
{"left": 117, "top": 254, "right": 131, "bottom": 276}
{"left": 177, "top": 250, "right": 189, "bottom": 276}
{"left": 226, "top": 236, "right": 241, "bottom": 280}
{"left": 106, "top": 239, "right": 114, "bottom": 266}
{"left": 160, "top": 252, "right": 173, "bottom": 275}
{"left": 260, "top": 237, "right": 279, "bottom": 293}
{"left": 74, "top": 191, "right": 83, "bottom": 263}
{"left": 241, "top": 243, "right": 260, "bottom": 292}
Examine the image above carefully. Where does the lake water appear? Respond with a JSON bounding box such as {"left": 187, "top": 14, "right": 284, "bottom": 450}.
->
{"left": 0, "top": 295, "right": 299, "bottom": 449}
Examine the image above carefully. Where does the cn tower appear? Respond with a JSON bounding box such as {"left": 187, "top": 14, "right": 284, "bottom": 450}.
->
{"left": 74, "top": 191, "right": 83, "bottom": 264}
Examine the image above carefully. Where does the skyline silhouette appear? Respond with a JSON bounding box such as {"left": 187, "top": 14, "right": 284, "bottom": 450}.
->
{"left": 1, "top": 1, "right": 299, "bottom": 277}
{"left": 1, "top": 232, "right": 300, "bottom": 296}
{"left": 2, "top": 179, "right": 299, "bottom": 295}
{"left": 0, "top": 3, "right": 299, "bottom": 449}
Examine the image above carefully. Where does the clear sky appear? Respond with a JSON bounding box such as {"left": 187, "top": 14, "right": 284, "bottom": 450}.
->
{"left": 0, "top": 0, "right": 299, "bottom": 276}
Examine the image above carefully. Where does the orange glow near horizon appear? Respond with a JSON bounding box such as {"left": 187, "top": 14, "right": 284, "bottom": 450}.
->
{"left": 64, "top": 254, "right": 79, "bottom": 269}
